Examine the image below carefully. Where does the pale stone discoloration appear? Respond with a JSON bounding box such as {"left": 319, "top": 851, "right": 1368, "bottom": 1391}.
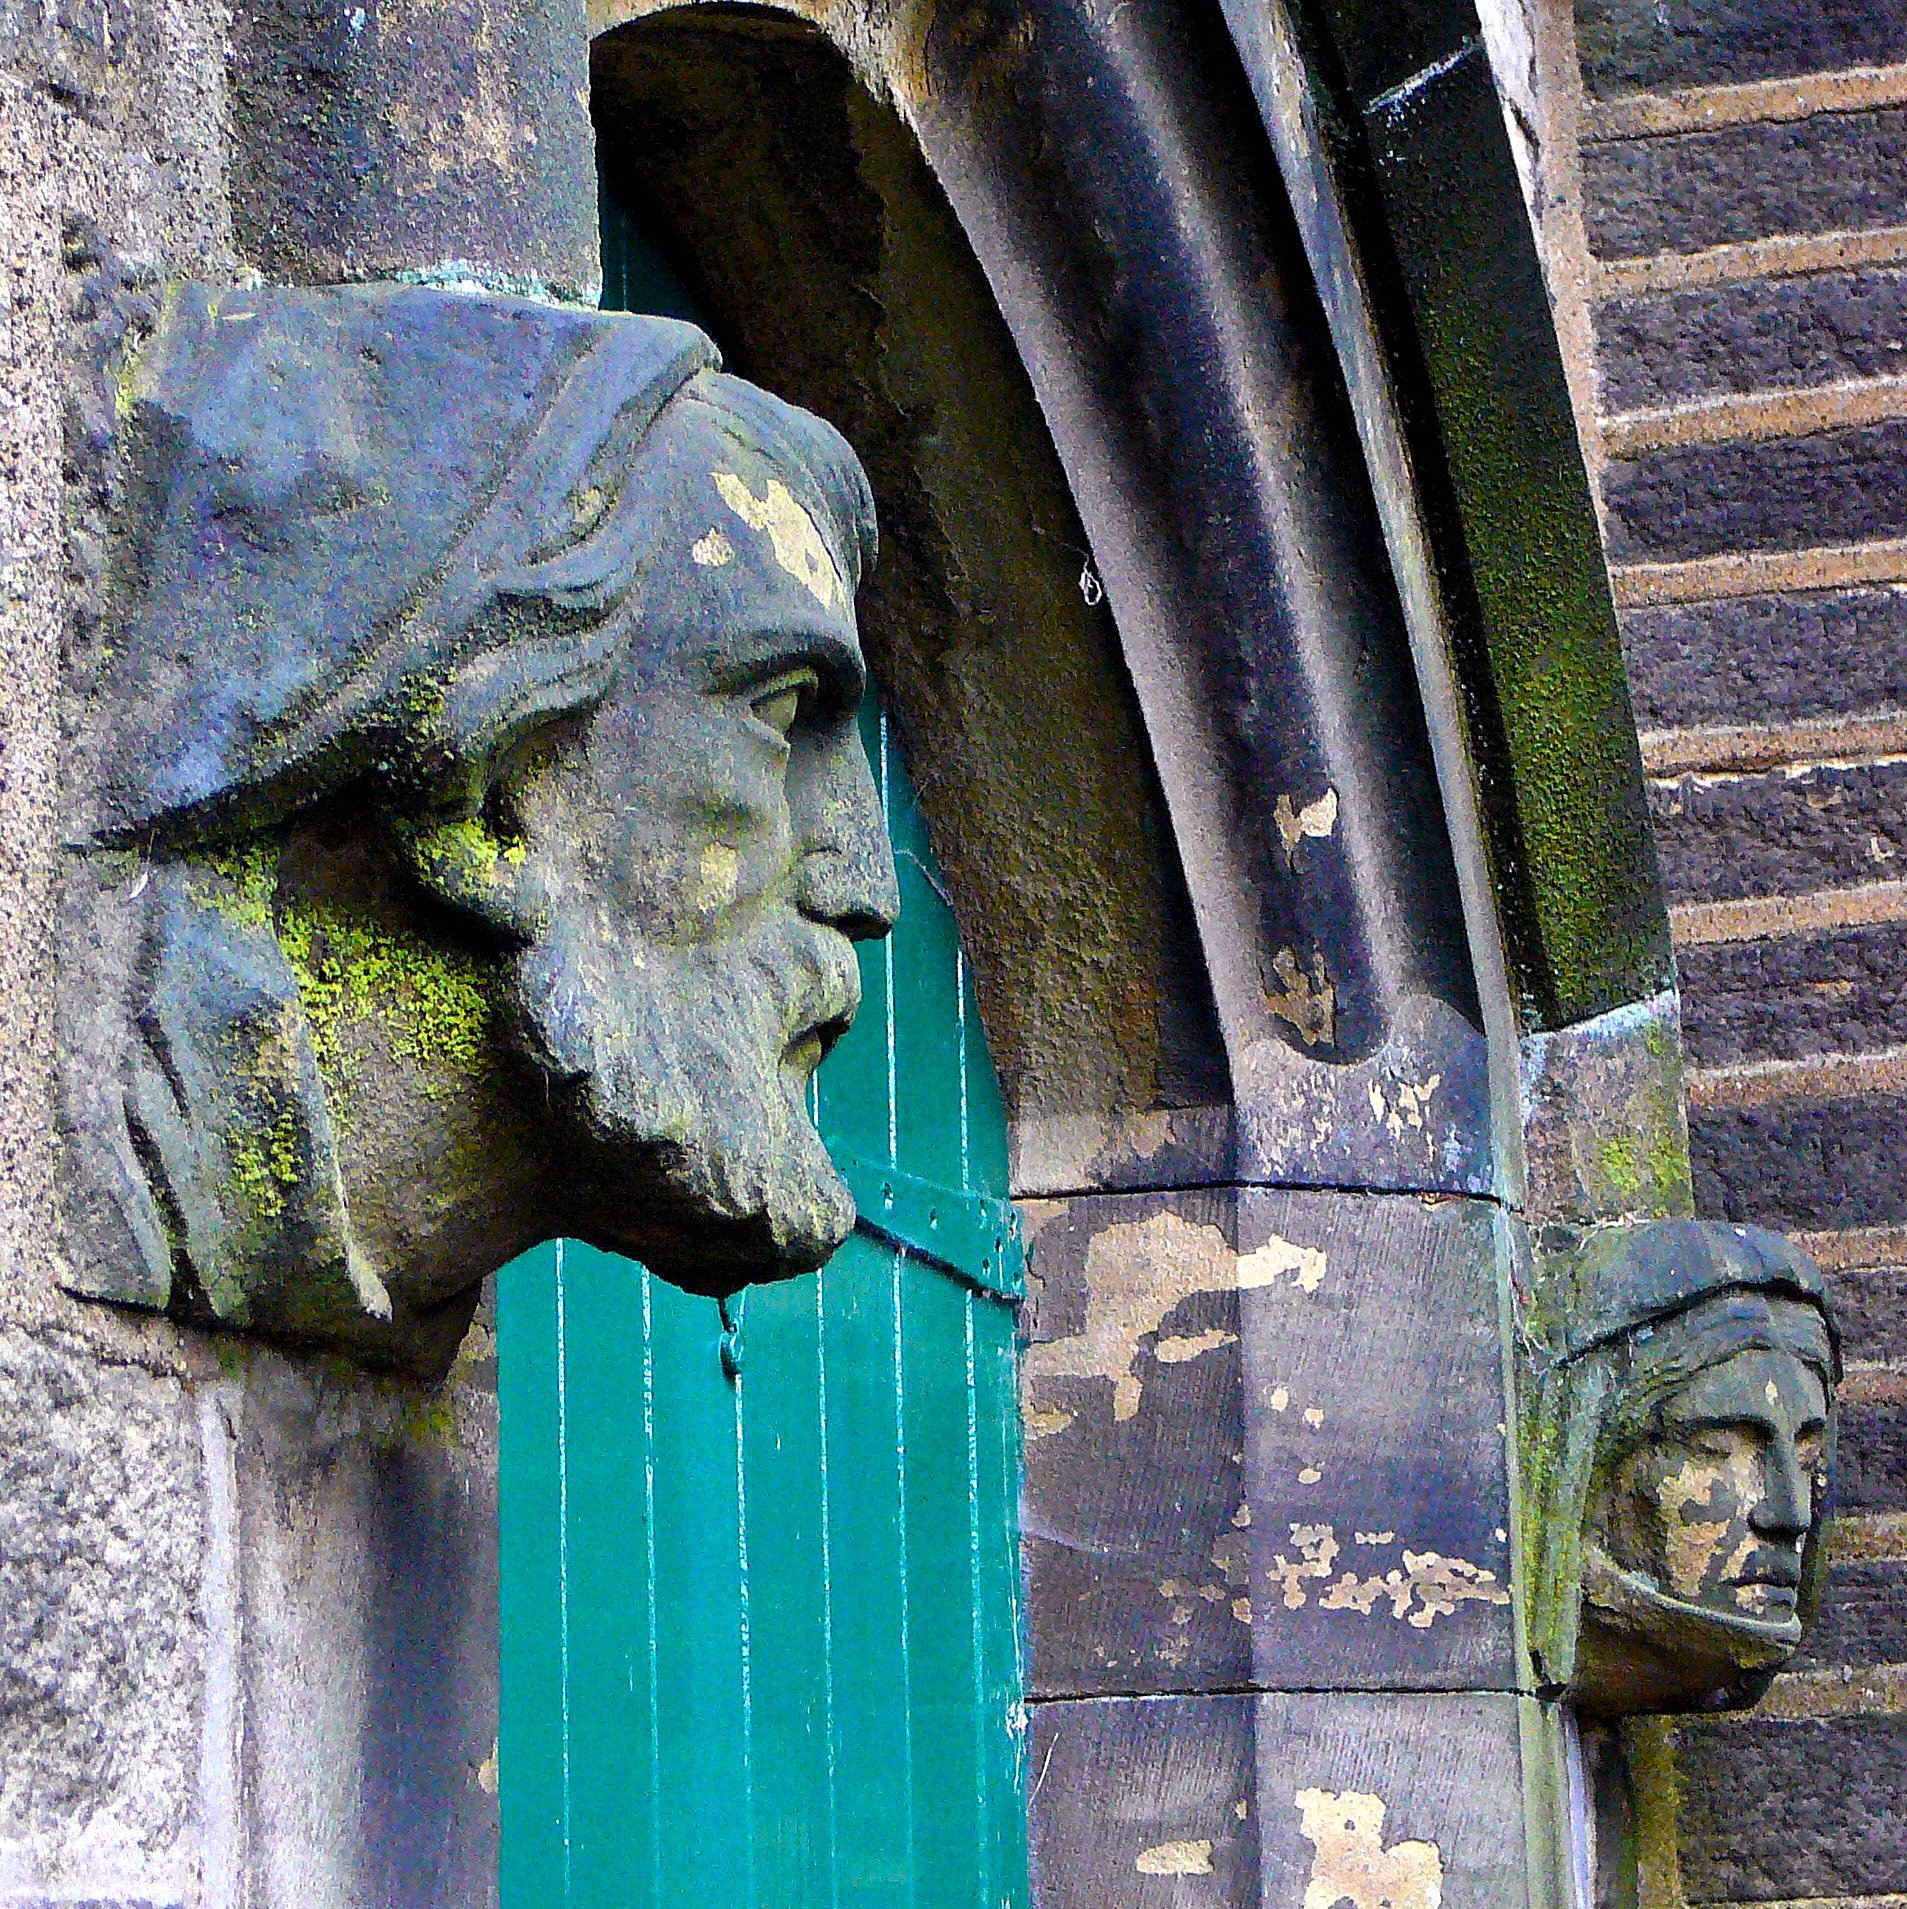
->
{"left": 1136, "top": 1838, "right": 1214, "bottom": 1875}
{"left": 1264, "top": 1523, "right": 1510, "bottom": 1629}
{"left": 1267, "top": 945, "right": 1336, "bottom": 1048}
{"left": 1239, "top": 1233, "right": 1328, "bottom": 1296}
{"left": 1295, "top": 1789, "right": 1443, "bottom": 1909}
{"left": 1021, "top": 1210, "right": 1234, "bottom": 1422}
{"left": 1273, "top": 786, "right": 1339, "bottom": 864}
{"left": 715, "top": 468, "right": 846, "bottom": 609}
{"left": 1022, "top": 1211, "right": 1327, "bottom": 1422}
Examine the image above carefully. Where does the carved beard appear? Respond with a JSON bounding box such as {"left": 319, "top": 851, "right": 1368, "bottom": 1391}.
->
{"left": 510, "top": 900, "right": 862, "bottom": 1288}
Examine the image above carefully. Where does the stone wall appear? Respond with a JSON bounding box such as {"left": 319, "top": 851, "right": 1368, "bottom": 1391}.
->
{"left": 0, "top": 13, "right": 504, "bottom": 1905}
{"left": 1519, "top": 5, "right": 1907, "bottom": 1901}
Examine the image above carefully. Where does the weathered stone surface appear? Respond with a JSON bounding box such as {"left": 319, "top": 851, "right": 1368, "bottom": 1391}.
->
{"left": 0, "top": 1327, "right": 201, "bottom": 1883}
{"left": 231, "top": 1332, "right": 499, "bottom": 1909}
{"left": 1518, "top": 992, "right": 1692, "bottom": 1225}
{"left": 1604, "top": 419, "right": 1907, "bottom": 565}
{"left": 1597, "top": 268, "right": 1907, "bottom": 413}
{"left": 1027, "top": 1691, "right": 1535, "bottom": 1909}
{"left": 1621, "top": 588, "right": 1907, "bottom": 732}
{"left": 1020, "top": 1187, "right": 1251, "bottom": 1698}
{"left": 1027, "top": 1694, "right": 1257, "bottom": 1907}
{"left": 1647, "top": 759, "right": 1907, "bottom": 906}
{"left": 1679, "top": 922, "right": 1907, "bottom": 1067}
{"left": 1253, "top": 1693, "right": 1530, "bottom": 1909}
{"left": 1790, "top": 1556, "right": 1907, "bottom": 1668}
{"left": 1020, "top": 1189, "right": 1515, "bottom": 1699}
{"left": 226, "top": 0, "right": 597, "bottom": 296}
{"left": 1584, "top": 112, "right": 1907, "bottom": 262}
{"left": 1693, "top": 1094, "right": 1907, "bottom": 1233}
{"left": 1823, "top": 1256, "right": 1907, "bottom": 1365}
{"left": 1577, "top": 0, "right": 1907, "bottom": 97}
{"left": 1831, "top": 1399, "right": 1907, "bottom": 1513}
{"left": 1675, "top": 1713, "right": 1907, "bottom": 1900}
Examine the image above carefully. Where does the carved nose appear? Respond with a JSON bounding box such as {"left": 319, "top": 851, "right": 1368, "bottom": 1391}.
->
{"left": 797, "top": 728, "right": 900, "bottom": 940}
{"left": 1751, "top": 1439, "right": 1812, "bottom": 1541}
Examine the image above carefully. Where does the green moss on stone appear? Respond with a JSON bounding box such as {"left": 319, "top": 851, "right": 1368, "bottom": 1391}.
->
{"left": 226, "top": 1095, "right": 302, "bottom": 1224}
{"left": 200, "top": 839, "right": 279, "bottom": 929}
{"left": 277, "top": 895, "right": 494, "bottom": 1088}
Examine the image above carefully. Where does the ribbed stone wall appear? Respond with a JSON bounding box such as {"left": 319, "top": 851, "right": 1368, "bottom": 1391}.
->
{"left": 1525, "top": 4, "right": 1907, "bottom": 1901}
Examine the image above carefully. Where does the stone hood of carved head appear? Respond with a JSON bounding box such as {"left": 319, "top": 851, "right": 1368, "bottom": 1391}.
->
{"left": 1523, "top": 1219, "right": 1840, "bottom": 1715}
{"left": 59, "top": 282, "right": 897, "bottom": 1374}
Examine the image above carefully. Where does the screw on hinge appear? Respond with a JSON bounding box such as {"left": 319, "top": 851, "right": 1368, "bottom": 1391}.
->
{"left": 718, "top": 1291, "right": 745, "bottom": 1381}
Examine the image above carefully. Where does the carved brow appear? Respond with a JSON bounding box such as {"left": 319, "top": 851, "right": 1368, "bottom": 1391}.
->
{"left": 708, "top": 627, "right": 866, "bottom": 708}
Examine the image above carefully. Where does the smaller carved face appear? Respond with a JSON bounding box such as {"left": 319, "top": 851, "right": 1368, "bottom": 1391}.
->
{"left": 1601, "top": 1343, "right": 1828, "bottom": 1629}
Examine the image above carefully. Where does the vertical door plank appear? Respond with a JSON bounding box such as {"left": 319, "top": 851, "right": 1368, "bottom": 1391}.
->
{"left": 497, "top": 1245, "right": 567, "bottom": 1906}
{"left": 973, "top": 1291, "right": 1030, "bottom": 1909}
{"left": 560, "top": 1247, "right": 660, "bottom": 1904}
{"left": 900, "top": 1265, "right": 985, "bottom": 1899}
{"left": 822, "top": 1235, "right": 915, "bottom": 1905}
{"left": 743, "top": 1275, "right": 834, "bottom": 1909}
{"left": 647, "top": 1268, "right": 751, "bottom": 1904}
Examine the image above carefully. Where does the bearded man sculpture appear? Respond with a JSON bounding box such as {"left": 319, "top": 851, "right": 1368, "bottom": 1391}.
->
{"left": 1524, "top": 1221, "right": 1839, "bottom": 1713}
{"left": 58, "top": 283, "right": 899, "bottom": 1373}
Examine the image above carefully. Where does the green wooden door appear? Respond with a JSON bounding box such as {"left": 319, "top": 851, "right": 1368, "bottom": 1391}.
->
{"left": 496, "top": 701, "right": 1031, "bottom": 1909}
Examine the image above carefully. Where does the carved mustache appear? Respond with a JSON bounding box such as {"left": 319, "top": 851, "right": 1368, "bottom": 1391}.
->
{"left": 780, "top": 931, "right": 863, "bottom": 1060}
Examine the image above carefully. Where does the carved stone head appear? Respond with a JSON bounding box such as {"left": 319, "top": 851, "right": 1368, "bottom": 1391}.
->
{"left": 60, "top": 284, "right": 898, "bottom": 1371}
{"left": 1523, "top": 1220, "right": 1839, "bottom": 1714}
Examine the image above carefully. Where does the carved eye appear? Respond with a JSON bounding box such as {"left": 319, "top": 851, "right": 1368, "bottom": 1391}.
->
{"left": 749, "top": 668, "right": 819, "bottom": 743}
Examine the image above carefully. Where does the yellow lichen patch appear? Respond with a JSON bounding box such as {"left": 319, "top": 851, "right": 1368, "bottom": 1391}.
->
{"left": 1155, "top": 1329, "right": 1237, "bottom": 1364}
{"left": 1238, "top": 1232, "right": 1328, "bottom": 1295}
{"left": 695, "top": 843, "right": 741, "bottom": 912}
{"left": 1273, "top": 786, "right": 1338, "bottom": 863}
{"left": 1022, "top": 1406, "right": 1076, "bottom": 1441}
{"left": 713, "top": 469, "right": 845, "bottom": 609}
{"left": 1295, "top": 1789, "right": 1442, "bottom": 1909}
{"left": 1268, "top": 946, "right": 1335, "bottom": 1047}
{"left": 1136, "top": 1840, "right": 1214, "bottom": 1877}
{"left": 225, "top": 1089, "right": 301, "bottom": 1230}
{"left": 201, "top": 839, "right": 280, "bottom": 929}
{"left": 691, "top": 526, "right": 735, "bottom": 567}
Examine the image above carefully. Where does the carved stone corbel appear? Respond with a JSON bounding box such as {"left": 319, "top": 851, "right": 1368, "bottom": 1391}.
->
{"left": 1523, "top": 1219, "right": 1840, "bottom": 1714}
{"left": 59, "top": 281, "right": 898, "bottom": 1371}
